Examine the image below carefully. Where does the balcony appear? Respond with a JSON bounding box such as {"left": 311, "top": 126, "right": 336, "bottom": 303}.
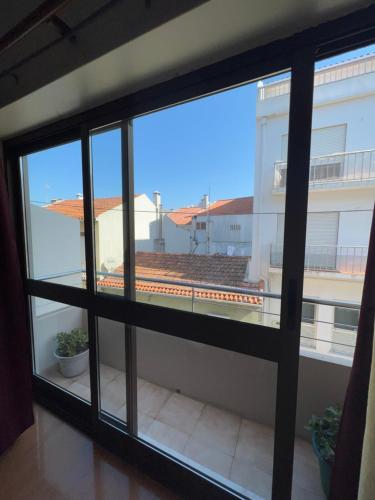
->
{"left": 31, "top": 275, "right": 357, "bottom": 498}
{"left": 274, "top": 149, "right": 375, "bottom": 191}
{"left": 270, "top": 243, "right": 368, "bottom": 274}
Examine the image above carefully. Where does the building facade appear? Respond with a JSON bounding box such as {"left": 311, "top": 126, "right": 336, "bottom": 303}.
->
{"left": 251, "top": 53, "right": 375, "bottom": 360}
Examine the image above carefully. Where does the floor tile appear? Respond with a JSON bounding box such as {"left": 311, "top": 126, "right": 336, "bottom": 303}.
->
{"left": 138, "top": 381, "right": 172, "bottom": 418}
{"left": 230, "top": 459, "right": 272, "bottom": 500}
{"left": 144, "top": 420, "right": 190, "bottom": 454}
{"left": 112, "top": 405, "right": 127, "bottom": 422}
{"left": 41, "top": 365, "right": 79, "bottom": 389}
{"left": 68, "top": 382, "right": 91, "bottom": 401}
{"left": 183, "top": 437, "right": 233, "bottom": 478}
{"left": 138, "top": 413, "right": 155, "bottom": 435}
{"left": 101, "top": 378, "right": 127, "bottom": 413}
{"left": 292, "top": 482, "right": 325, "bottom": 500}
{"left": 292, "top": 455, "right": 323, "bottom": 497}
{"left": 191, "top": 404, "right": 241, "bottom": 456}
{"left": 234, "top": 419, "right": 274, "bottom": 474}
{"left": 100, "top": 364, "right": 122, "bottom": 385}
{"left": 156, "top": 393, "right": 204, "bottom": 434}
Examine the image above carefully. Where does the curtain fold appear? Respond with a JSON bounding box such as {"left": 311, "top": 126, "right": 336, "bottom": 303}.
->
{"left": 0, "top": 155, "right": 34, "bottom": 454}
{"left": 330, "top": 203, "right": 375, "bottom": 500}
{"left": 358, "top": 337, "right": 375, "bottom": 499}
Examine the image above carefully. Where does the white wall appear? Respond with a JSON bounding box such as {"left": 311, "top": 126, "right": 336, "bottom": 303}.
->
{"left": 97, "top": 204, "right": 123, "bottom": 272}
{"left": 134, "top": 194, "right": 159, "bottom": 252}
{"left": 194, "top": 214, "right": 253, "bottom": 256}
{"left": 163, "top": 216, "right": 192, "bottom": 253}
{"left": 30, "top": 204, "right": 82, "bottom": 294}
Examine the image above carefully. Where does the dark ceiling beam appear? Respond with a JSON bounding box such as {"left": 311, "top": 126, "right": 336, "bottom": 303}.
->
{"left": 0, "top": 0, "right": 72, "bottom": 56}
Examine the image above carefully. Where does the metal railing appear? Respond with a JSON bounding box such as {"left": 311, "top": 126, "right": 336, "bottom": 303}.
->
{"left": 274, "top": 149, "right": 375, "bottom": 189}
{"left": 270, "top": 243, "right": 368, "bottom": 274}
{"left": 34, "top": 268, "right": 360, "bottom": 310}
{"left": 33, "top": 268, "right": 361, "bottom": 359}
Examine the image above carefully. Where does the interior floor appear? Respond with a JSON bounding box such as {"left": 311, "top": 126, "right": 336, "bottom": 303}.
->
{"left": 0, "top": 403, "right": 179, "bottom": 500}
{"left": 41, "top": 364, "right": 324, "bottom": 499}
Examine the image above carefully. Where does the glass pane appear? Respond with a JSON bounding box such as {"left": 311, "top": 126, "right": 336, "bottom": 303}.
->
{"left": 136, "top": 326, "right": 277, "bottom": 499}
{"left": 300, "top": 44, "right": 375, "bottom": 363}
{"left": 293, "top": 43, "right": 375, "bottom": 499}
{"left": 133, "top": 72, "right": 291, "bottom": 327}
{"left": 90, "top": 127, "right": 125, "bottom": 295}
{"left": 21, "top": 140, "right": 85, "bottom": 288}
{"left": 98, "top": 317, "right": 127, "bottom": 423}
{"left": 31, "top": 297, "right": 90, "bottom": 402}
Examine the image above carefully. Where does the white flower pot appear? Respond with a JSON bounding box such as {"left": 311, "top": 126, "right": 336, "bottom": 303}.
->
{"left": 54, "top": 349, "right": 89, "bottom": 378}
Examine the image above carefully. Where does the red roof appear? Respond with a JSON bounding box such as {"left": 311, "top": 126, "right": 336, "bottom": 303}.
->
{"left": 99, "top": 279, "right": 261, "bottom": 305}
{"left": 97, "top": 252, "right": 261, "bottom": 305}
{"left": 199, "top": 197, "right": 253, "bottom": 216}
{"left": 168, "top": 197, "right": 253, "bottom": 225}
{"left": 46, "top": 196, "right": 123, "bottom": 219}
{"left": 168, "top": 207, "right": 204, "bottom": 225}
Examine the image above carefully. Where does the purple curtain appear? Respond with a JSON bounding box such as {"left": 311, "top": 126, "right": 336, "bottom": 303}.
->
{"left": 330, "top": 203, "right": 375, "bottom": 499}
{"left": 0, "top": 157, "right": 33, "bottom": 454}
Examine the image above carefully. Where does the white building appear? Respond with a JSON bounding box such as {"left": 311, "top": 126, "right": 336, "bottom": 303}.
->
{"left": 192, "top": 196, "right": 253, "bottom": 256}
{"left": 251, "top": 53, "right": 375, "bottom": 359}
{"left": 47, "top": 193, "right": 160, "bottom": 273}
{"left": 164, "top": 195, "right": 253, "bottom": 256}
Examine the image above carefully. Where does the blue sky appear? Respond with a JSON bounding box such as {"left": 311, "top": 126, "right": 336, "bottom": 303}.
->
{"left": 27, "top": 44, "right": 374, "bottom": 210}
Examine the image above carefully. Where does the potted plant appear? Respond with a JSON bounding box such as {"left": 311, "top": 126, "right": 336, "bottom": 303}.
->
{"left": 54, "top": 328, "right": 89, "bottom": 377}
{"left": 305, "top": 404, "right": 342, "bottom": 498}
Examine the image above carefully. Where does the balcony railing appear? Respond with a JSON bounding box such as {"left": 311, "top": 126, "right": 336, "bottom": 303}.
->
{"left": 274, "top": 149, "right": 375, "bottom": 189}
{"left": 270, "top": 243, "right": 368, "bottom": 274}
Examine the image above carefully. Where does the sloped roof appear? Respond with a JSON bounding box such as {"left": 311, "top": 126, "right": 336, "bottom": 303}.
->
{"left": 133, "top": 252, "right": 254, "bottom": 287}
{"left": 46, "top": 196, "right": 126, "bottom": 219}
{"left": 199, "top": 197, "right": 253, "bottom": 216}
{"left": 168, "top": 196, "right": 253, "bottom": 225}
{"left": 98, "top": 252, "right": 260, "bottom": 305}
{"left": 167, "top": 206, "right": 204, "bottom": 225}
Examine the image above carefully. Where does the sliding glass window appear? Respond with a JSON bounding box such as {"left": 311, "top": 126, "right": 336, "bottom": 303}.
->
{"left": 21, "top": 140, "right": 86, "bottom": 288}
{"left": 132, "top": 72, "right": 291, "bottom": 328}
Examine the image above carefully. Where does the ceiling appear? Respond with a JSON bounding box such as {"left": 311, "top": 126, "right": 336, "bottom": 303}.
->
{"left": 0, "top": 0, "right": 373, "bottom": 140}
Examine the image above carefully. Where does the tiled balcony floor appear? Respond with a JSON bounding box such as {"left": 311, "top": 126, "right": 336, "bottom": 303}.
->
{"left": 42, "top": 364, "right": 324, "bottom": 500}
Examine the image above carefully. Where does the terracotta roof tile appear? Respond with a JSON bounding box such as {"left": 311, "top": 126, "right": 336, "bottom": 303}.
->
{"left": 133, "top": 252, "right": 254, "bottom": 287}
{"left": 168, "top": 197, "right": 253, "bottom": 225}
{"left": 46, "top": 196, "right": 141, "bottom": 219}
{"left": 96, "top": 252, "right": 261, "bottom": 304}
{"left": 199, "top": 197, "right": 253, "bottom": 216}
{"left": 167, "top": 207, "right": 204, "bottom": 225}
{"left": 98, "top": 278, "right": 262, "bottom": 305}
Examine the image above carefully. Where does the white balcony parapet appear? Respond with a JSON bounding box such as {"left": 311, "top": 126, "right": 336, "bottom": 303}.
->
{"left": 259, "top": 53, "right": 375, "bottom": 100}
{"left": 270, "top": 243, "right": 368, "bottom": 275}
{"left": 274, "top": 149, "right": 375, "bottom": 190}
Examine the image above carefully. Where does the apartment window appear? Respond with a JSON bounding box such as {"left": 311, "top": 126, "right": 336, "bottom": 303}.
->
{"left": 133, "top": 70, "right": 291, "bottom": 328}
{"left": 334, "top": 307, "right": 360, "bottom": 331}
{"left": 12, "top": 31, "right": 365, "bottom": 500}
{"left": 301, "top": 302, "right": 315, "bottom": 324}
{"left": 20, "top": 140, "right": 86, "bottom": 288}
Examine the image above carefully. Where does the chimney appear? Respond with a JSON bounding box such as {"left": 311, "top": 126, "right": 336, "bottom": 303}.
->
{"left": 201, "top": 194, "right": 209, "bottom": 209}
{"left": 76, "top": 193, "right": 83, "bottom": 200}
{"left": 153, "top": 191, "right": 161, "bottom": 209}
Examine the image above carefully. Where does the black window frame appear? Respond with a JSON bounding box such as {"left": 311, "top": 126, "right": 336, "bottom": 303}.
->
{"left": 4, "top": 6, "right": 375, "bottom": 499}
